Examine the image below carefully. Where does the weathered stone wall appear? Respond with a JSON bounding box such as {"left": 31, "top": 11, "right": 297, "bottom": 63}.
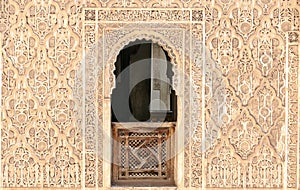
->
{"left": 0, "top": 0, "right": 299, "bottom": 189}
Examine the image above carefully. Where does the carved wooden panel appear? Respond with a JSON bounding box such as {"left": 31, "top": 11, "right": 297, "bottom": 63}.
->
{"left": 0, "top": 0, "right": 299, "bottom": 189}
{"left": 111, "top": 122, "right": 175, "bottom": 186}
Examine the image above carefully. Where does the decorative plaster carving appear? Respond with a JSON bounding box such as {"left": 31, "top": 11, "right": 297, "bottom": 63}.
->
{"left": 0, "top": 0, "right": 299, "bottom": 189}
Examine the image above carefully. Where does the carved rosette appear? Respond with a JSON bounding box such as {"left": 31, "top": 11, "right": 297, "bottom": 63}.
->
{"left": 229, "top": 109, "right": 262, "bottom": 160}
{"left": 228, "top": 48, "right": 261, "bottom": 106}
{"left": 271, "top": 7, "right": 299, "bottom": 37}
{"left": 204, "top": 6, "right": 221, "bottom": 39}
{"left": 207, "top": 83, "right": 241, "bottom": 135}
{"left": 268, "top": 115, "right": 285, "bottom": 161}
{"left": 43, "top": 144, "right": 81, "bottom": 187}
{"left": 206, "top": 141, "right": 243, "bottom": 188}
{"left": 208, "top": 18, "right": 241, "bottom": 76}
{"left": 3, "top": 146, "right": 42, "bottom": 187}
{"left": 230, "top": 4, "right": 261, "bottom": 43}
{"left": 46, "top": 82, "right": 75, "bottom": 132}
{"left": 248, "top": 80, "right": 284, "bottom": 133}
{"left": 256, "top": 0, "right": 276, "bottom": 15}
{"left": 4, "top": 18, "right": 38, "bottom": 75}
{"left": 216, "top": 0, "right": 234, "bottom": 15}
{"left": 27, "top": 50, "right": 58, "bottom": 106}
{"left": 25, "top": 1, "right": 59, "bottom": 41}
{"left": 1, "top": 53, "right": 17, "bottom": 98}
{"left": 1, "top": 118, "right": 17, "bottom": 159}
{"left": 250, "top": 20, "right": 285, "bottom": 78}
{"left": 25, "top": 111, "right": 59, "bottom": 160}
{"left": 0, "top": 0, "right": 18, "bottom": 39}
{"left": 5, "top": 82, "right": 38, "bottom": 134}
{"left": 46, "top": 25, "right": 80, "bottom": 75}
{"left": 246, "top": 138, "right": 283, "bottom": 188}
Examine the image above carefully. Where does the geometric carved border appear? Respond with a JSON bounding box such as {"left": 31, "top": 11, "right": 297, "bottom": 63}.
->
{"left": 82, "top": 7, "right": 205, "bottom": 188}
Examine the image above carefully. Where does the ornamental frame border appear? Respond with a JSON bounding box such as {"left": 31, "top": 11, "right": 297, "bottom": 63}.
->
{"left": 81, "top": 7, "right": 205, "bottom": 188}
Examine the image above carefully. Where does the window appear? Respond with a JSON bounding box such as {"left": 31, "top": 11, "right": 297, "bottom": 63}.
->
{"left": 111, "top": 40, "right": 177, "bottom": 186}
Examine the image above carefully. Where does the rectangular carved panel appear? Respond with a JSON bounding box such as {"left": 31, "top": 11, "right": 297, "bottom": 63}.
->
{"left": 111, "top": 122, "right": 175, "bottom": 186}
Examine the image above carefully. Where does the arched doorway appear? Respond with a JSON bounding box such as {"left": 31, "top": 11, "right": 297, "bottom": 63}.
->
{"left": 111, "top": 40, "right": 177, "bottom": 186}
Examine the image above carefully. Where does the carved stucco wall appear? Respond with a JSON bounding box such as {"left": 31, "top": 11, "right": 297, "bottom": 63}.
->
{"left": 0, "top": 0, "right": 299, "bottom": 189}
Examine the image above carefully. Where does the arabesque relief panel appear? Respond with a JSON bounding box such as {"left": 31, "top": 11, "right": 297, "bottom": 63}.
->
{"left": 0, "top": 0, "right": 299, "bottom": 189}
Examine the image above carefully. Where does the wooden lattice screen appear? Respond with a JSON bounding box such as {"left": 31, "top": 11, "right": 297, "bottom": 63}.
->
{"left": 112, "top": 122, "right": 175, "bottom": 186}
